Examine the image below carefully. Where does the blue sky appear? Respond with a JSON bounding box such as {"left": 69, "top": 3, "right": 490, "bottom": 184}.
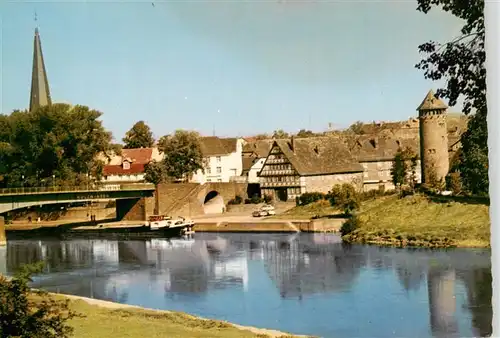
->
{"left": 1, "top": 0, "right": 464, "bottom": 142}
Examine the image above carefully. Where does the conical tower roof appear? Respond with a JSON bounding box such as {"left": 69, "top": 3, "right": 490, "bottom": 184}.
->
{"left": 416, "top": 90, "right": 448, "bottom": 111}
{"left": 29, "top": 27, "right": 52, "bottom": 112}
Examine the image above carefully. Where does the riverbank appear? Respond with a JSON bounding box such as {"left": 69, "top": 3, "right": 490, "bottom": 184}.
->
{"left": 48, "top": 293, "right": 311, "bottom": 338}
{"left": 342, "top": 194, "right": 490, "bottom": 248}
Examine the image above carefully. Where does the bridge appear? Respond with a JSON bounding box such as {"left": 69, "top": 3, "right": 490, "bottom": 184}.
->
{"left": 0, "top": 184, "right": 156, "bottom": 214}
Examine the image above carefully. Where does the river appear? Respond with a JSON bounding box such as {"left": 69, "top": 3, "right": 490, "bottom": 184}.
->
{"left": 0, "top": 233, "right": 492, "bottom": 338}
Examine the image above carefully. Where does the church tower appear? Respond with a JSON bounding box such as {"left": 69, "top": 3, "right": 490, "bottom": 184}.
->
{"left": 29, "top": 26, "right": 52, "bottom": 112}
{"left": 417, "top": 90, "right": 449, "bottom": 184}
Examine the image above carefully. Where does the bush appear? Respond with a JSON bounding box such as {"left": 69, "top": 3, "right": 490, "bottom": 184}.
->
{"left": 0, "top": 262, "right": 80, "bottom": 338}
{"left": 298, "top": 192, "right": 325, "bottom": 206}
{"left": 228, "top": 195, "right": 243, "bottom": 205}
{"left": 295, "top": 196, "right": 300, "bottom": 206}
{"left": 263, "top": 194, "right": 274, "bottom": 204}
{"left": 340, "top": 214, "right": 362, "bottom": 236}
{"left": 446, "top": 172, "right": 462, "bottom": 195}
{"left": 250, "top": 194, "right": 262, "bottom": 204}
{"left": 328, "top": 183, "right": 360, "bottom": 215}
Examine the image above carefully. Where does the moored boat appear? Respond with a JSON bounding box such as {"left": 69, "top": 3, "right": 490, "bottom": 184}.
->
{"left": 148, "top": 215, "right": 196, "bottom": 238}
{"left": 148, "top": 215, "right": 172, "bottom": 231}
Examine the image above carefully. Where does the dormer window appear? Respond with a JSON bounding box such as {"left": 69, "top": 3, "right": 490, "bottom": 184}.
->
{"left": 123, "top": 161, "right": 130, "bottom": 170}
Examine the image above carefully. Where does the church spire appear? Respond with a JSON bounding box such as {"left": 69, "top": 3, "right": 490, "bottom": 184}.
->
{"left": 29, "top": 15, "right": 52, "bottom": 112}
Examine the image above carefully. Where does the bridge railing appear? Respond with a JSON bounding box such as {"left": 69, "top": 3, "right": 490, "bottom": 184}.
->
{"left": 0, "top": 183, "right": 155, "bottom": 196}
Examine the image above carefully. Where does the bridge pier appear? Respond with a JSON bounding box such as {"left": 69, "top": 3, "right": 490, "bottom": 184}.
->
{"left": 0, "top": 216, "right": 5, "bottom": 246}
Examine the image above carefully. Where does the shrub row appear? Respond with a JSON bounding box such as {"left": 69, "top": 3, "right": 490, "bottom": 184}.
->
{"left": 228, "top": 194, "right": 274, "bottom": 205}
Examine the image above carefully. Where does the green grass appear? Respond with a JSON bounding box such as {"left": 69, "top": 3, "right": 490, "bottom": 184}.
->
{"left": 47, "top": 295, "right": 310, "bottom": 338}
{"left": 343, "top": 194, "right": 491, "bottom": 248}
{"left": 270, "top": 200, "right": 341, "bottom": 220}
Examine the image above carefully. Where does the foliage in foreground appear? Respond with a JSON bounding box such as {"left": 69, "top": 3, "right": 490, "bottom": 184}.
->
{"left": 0, "top": 262, "right": 79, "bottom": 338}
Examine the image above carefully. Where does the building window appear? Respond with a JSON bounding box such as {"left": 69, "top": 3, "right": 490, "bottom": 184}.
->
{"left": 217, "top": 178, "right": 222, "bottom": 182}
{"left": 207, "top": 179, "right": 212, "bottom": 182}
{"left": 123, "top": 161, "right": 130, "bottom": 170}
{"left": 216, "top": 156, "right": 221, "bottom": 163}
{"left": 207, "top": 168, "right": 211, "bottom": 174}
{"left": 216, "top": 167, "right": 222, "bottom": 173}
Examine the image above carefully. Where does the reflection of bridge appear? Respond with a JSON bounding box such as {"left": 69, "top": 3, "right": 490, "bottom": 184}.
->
{"left": 0, "top": 184, "right": 155, "bottom": 214}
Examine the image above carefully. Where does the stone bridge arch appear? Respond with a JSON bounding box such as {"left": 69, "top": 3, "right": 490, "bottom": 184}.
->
{"left": 202, "top": 190, "right": 224, "bottom": 214}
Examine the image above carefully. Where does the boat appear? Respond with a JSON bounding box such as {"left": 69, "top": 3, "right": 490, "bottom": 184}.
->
{"left": 148, "top": 215, "right": 172, "bottom": 231}
{"left": 148, "top": 215, "right": 196, "bottom": 238}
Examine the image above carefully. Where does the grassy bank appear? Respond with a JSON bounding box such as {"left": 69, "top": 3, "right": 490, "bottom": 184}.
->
{"left": 269, "top": 200, "right": 340, "bottom": 220}
{"left": 343, "top": 194, "right": 490, "bottom": 248}
{"left": 44, "top": 293, "right": 310, "bottom": 338}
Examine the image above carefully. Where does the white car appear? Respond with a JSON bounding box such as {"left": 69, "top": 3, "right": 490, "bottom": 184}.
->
{"left": 252, "top": 204, "right": 276, "bottom": 217}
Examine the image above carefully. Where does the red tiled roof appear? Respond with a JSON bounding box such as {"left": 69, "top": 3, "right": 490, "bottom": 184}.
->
{"left": 121, "top": 148, "right": 154, "bottom": 164}
{"left": 103, "top": 163, "right": 146, "bottom": 176}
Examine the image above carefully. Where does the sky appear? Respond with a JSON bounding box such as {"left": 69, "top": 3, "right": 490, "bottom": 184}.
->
{"left": 1, "top": 0, "right": 464, "bottom": 142}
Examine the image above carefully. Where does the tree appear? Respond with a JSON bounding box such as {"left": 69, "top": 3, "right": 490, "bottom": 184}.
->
{"left": 415, "top": 0, "right": 487, "bottom": 195}
{"left": 346, "top": 121, "right": 365, "bottom": 135}
{"left": 158, "top": 130, "right": 205, "bottom": 182}
{"left": 328, "top": 183, "right": 360, "bottom": 215}
{"left": 144, "top": 160, "right": 168, "bottom": 214}
{"left": 254, "top": 133, "right": 270, "bottom": 140}
{"left": 122, "top": 121, "right": 155, "bottom": 149}
{"left": 390, "top": 147, "right": 418, "bottom": 191}
{"left": 272, "top": 129, "right": 289, "bottom": 139}
{"left": 296, "top": 129, "right": 315, "bottom": 138}
{"left": 0, "top": 262, "right": 79, "bottom": 337}
{"left": 0, "top": 104, "right": 115, "bottom": 188}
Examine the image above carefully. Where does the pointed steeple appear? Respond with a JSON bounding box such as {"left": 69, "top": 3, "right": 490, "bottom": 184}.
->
{"left": 416, "top": 89, "right": 448, "bottom": 112}
{"left": 29, "top": 26, "right": 52, "bottom": 112}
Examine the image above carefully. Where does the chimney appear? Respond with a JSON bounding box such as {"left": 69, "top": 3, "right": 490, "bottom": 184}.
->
{"left": 289, "top": 136, "right": 295, "bottom": 152}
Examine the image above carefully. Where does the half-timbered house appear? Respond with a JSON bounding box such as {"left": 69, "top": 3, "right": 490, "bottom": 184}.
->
{"left": 259, "top": 137, "right": 364, "bottom": 201}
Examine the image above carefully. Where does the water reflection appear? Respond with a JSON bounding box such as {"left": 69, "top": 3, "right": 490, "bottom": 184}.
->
{"left": 3, "top": 233, "right": 492, "bottom": 338}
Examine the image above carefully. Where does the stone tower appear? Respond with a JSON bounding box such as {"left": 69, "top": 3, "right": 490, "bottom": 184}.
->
{"left": 417, "top": 90, "right": 449, "bottom": 184}
{"left": 29, "top": 27, "right": 52, "bottom": 112}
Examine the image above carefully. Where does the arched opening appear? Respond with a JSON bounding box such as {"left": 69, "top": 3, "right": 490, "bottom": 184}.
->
{"left": 203, "top": 191, "right": 224, "bottom": 214}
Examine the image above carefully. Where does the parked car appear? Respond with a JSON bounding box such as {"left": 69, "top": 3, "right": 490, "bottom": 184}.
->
{"left": 252, "top": 204, "right": 276, "bottom": 217}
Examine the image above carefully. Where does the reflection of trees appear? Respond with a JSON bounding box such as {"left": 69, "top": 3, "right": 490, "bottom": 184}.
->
{"left": 395, "top": 265, "right": 426, "bottom": 293}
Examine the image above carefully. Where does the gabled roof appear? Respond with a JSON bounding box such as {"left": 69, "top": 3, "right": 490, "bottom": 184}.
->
{"left": 417, "top": 90, "right": 448, "bottom": 111}
{"left": 348, "top": 136, "right": 420, "bottom": 162}
{"left": 242, "top": 157, "right": 256, "bottom": 172}
{"left": 200, "top": 137, "right": 238, "bottom": 156}
{"left": 242, "top": 139, "right": 273, "bottom": 158}
{"left": 270, "top": 137, "right": 363, "bottom": 176}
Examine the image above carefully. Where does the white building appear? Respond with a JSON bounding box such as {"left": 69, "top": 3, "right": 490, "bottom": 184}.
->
{"left": 241, "top": 140, "right": 273, "bottom": 184}
{"left": 190, "top": 137, "right": 246, "bottom": 184}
